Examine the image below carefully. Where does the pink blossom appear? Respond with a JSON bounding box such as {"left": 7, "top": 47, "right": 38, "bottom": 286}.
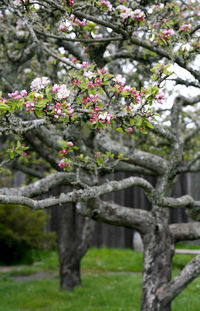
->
{"left": 52, "top": 84, "right": 61, "bottom": 92}
{"left": 87, "top": 81, "right": 94, "bottom": 88}
{"left": 58, "top": 159, "right": 69, "bottom": 168}
{"left": 59, "top": 149, "right": 69, "bottom": 157}
{"left": 81, "top": 62, "right": 89, "bottom": 68}
{"left": 69, "top": 0, "right": 74, "bottom": 6}
{"left": 96, "top": 77, "right": 101, "bottom": 86}
{"left": 101, "top": 68, "right": 107, "bottom": 74}
{"left": 8, "top": 91, "right": 19, "bottom": 98}
{"left": 116, "top": 5, "right": 144, "bottom": 22}
{"left": 14, "top": 95, "right": 21, "bottom": 100}
{"left": 98, "top": 112, "right": 113, "bottom": 124}
{"left": 160, "top": 28, "right": 175, "bottom": 40}
{"left": 1, "top": 98, "right": 7, "bottom": 104}
{"left": 114, "top": 74, "right": 126, "bottom": 86}
{"left": 67, "top": 141, "right": 74, "bottom": 147}
{"left": 101, "top": 1, "right": 112, "bottom": 11}
{"left": 180, "top": 24, "right": 192, "bottom": 32}
{"left": 155, "top": 90, "right": 164, "bottom": 104}
{"left": 116, "top": 5, "right": 132, "bottom": 20}
{"left": 132, "top": 9, "right": 145, "bottom": 21}
{"left": 22, "top": 151, "right": 28, "bottom": 158}
{"left": 127, "top": 127, "right": 133, "bottom": 134}
{"left": 20, "top": 90, "right": 27, "bottom": 97}
{"left": 124, "top": 85, "right": 132, "bottom": 91}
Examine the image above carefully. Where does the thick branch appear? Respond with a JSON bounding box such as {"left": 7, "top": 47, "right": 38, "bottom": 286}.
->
{"left": 150, "top": 122, "right": 175, "bottom": 142}
{"left": 0, "top": 172, "right": 78, "bottom": 197}
{"left": 160, "top": 195, "right": 196, "bottom": 209}
{"left": 157, "top": 254, "right": 200, "bottom": 306}
{"left": 77, "top": 198, "right": 153, "bottom": 234}
{"left": 0, "top": 176, "right": 155, "bottom": 209}
{"left": 97, "top": 133, "right": 168, "bottom": 175}
{"left": 113, "top": 162, "right": 156, "bottom": 176}
{"left": 170, "top": 222, "right": 200, "bottom": 242}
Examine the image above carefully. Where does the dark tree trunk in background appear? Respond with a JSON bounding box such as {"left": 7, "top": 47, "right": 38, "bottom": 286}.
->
{"left": 56, "top": 201, "right": 94, "bottom": 291}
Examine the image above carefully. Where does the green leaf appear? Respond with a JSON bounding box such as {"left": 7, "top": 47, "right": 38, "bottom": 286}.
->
{"left": 146, "top": 121, "right": 154, "bottom": 129}
{"left": 35, "top": 110, "right": 43, "bottom": 118}
{"left": 116, "top": 128, "right": 124, "bottom": 132}
{"left": 0, "top": 103, "right": 10, "bottom": 112}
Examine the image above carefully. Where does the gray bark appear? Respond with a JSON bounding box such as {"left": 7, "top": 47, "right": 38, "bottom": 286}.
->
{"left": 157, "top": 254, "right": 200, "bottom": 306}
{"left": 141, "top": 208, "right": 174, "bottom": 311}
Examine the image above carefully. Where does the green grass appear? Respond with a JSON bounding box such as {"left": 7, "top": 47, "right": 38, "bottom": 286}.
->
{"left": 82, "top": 248, "right": 143, "bottom": 273}
{"left": 0, "top": 247, "right": 199, "bottom": 311}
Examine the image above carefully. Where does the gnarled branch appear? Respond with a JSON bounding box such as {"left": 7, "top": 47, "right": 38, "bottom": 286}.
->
{"left": 157, "top": 254, "right": 200, "bottom": 306}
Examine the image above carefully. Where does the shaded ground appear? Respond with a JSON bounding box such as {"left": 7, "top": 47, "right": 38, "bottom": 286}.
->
{"left": 11, "top": 272, "right": 57, "bottom": 281}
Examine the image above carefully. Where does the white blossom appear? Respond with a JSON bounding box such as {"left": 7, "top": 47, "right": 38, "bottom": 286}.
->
{"left": 57, "top": 85, "right": 70, "bottom": 99}
{"left": 30, "top": 77, "right": 50, "bottom": 91}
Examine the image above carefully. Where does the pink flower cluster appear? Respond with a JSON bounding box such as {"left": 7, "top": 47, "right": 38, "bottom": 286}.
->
{"left": 155, "top": 90, "right": 164, "bottom": 105}
{"left": 60, "top": 25, "right": 69, "bottom": 32}
{"left": 159, "top": 28, "right": 175, "bottom": 40}
{"left": 54, "top": 102, "right": 66, "bottom": 119}
{"left": 58, "top": 142, "right": 74, "bottom": 157}
{"left": 8, "top": 90, "right": 27, "bottom": 100}
{"left": 58, "top": 159, "right": 69, "bottom": 169}
{"left": 69, "top": 0, "right": 74, "bottom": 6}
{"left": 72, "top": 79, "right": 80, "bottom": 86}
{"left": 52, "top": 84, "right": 70, "bottom": 100}
{"left": 54, "top": 102, "right": 74, "bottom": 119}
{"left": 100, "top": 1, "right": 112, "bottom": 11}
{"left": 82, "top": 94, "right": 99, "bottom": 105}
{"left": 24, "top": 101, "right": 35, "bottom": 112}
{"left": 59, "top": 149, "right": 69, "bottom": 157}
{"left": 81, "top": 62, "right": 89, "bottom": 68}
{"left": 114, "top": 74, "right": 126, "bottom": 86}
{"left": 116, "top": 5, "right": 145, "bottom": 22}
{"left": 66, "top": 14, "right": 86, "bottom": 28}
{"left": 88, "top": 77, "right": 101, "bottom": 88}
{"left": 180, "top": 24, "right": 192, "bottom": 32}
{"left": 132, "top": 9, "right": 145, "bottom": 22}
{"left": 89, "top": 110, "right": 113, "bottom": 125}
{"left": 127, "top": 127, "right": 133, "bottom": 134}
{"left": 1, "top": 97, "right": 7, "bottom": 105}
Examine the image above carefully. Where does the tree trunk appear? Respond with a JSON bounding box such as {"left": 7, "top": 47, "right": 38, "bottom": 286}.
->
{"left": 56, "top": 202, "right": 80, "bottom": 290}
{"left": 56, "top": 198, "right": 94, "bottom": 291}
{"left": 141, "top": 207, "right": 175, "bottom": 311}
{"left": 59, "top": 253, "right": 81, "bottom": 290}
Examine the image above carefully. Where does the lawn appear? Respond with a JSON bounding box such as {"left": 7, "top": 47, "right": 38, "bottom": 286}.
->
{"left": 0, "top": 247, "right": 199, "bottom": 311}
